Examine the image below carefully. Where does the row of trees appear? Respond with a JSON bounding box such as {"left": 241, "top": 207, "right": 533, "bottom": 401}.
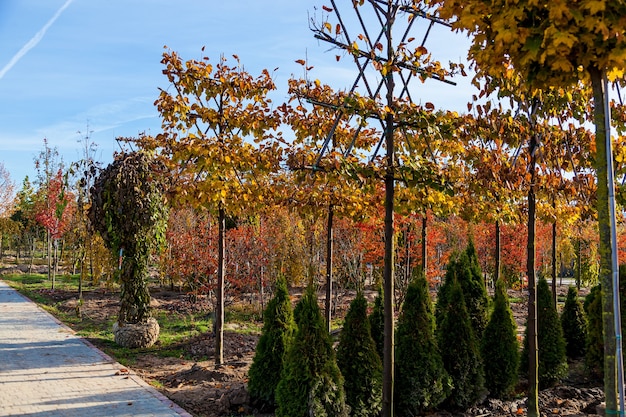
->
{"left": 1, "top": 0, "right": 625, "bottom": 413}
{"left": 247, "top": 238, "right": 598, "bottom": 416}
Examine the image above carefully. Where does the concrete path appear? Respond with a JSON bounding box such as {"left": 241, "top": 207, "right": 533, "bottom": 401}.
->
{"left": 0, "top": 280, "right": 192, "bottom": 417}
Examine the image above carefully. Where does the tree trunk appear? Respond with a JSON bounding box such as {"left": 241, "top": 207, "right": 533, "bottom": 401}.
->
{"left": 590, "top": 65, "right": 621, "bottom": 415}
{"left": 552, "top": 212, "right": 557, "bottom": 308}
{"left": 215, "top": 204, "right": 226, "bottom": 366}
{"left": 527, "top": 131, "right": 539, "bottom": 417}
{"left": 47, "top": 230, "right": 53, "bottom": 288}
{"left": 421, "top": 214, "right": 428, "bottom": 277}
{"left": 495, "top": 219, "right": 501, "bottom": 284}
{"left": 325, "top": 204, "right": 334, "bottom": 333}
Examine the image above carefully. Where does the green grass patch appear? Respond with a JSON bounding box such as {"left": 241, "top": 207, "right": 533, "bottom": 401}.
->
{"left": 2, "top": 274, "right": 265, "bottom": 363}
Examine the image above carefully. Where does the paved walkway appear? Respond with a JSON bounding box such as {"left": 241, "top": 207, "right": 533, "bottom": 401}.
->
{"left": 0, "top": 280, "right": 192, "bottom": 417}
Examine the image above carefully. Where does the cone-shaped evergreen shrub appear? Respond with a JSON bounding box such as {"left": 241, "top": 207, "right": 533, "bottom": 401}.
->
{"left": 462, "top": 239, "right": 490, "bottom": 338}
{"left": 336, "top": 292, "right": 382, "bottom": 417}
{"left": 436, "top": 246, "right": 489, "bottom": 340}
{"left": 369, "top": 285, "right": 384, "bottom": 361}
{"left": 247, "top": 275, "right": 295, "bottom": 410}
{"left": 396, "top": 270, "right": 451, "bottom": 415}
{"left": 481, "top": 280, "right": 519, "bottom": 399}
{"left": 275, "top": 287, "right": 349, "bottom": 417}
{"left": 521, "top": 278, "right": 568, "bottom": 388}
{"left": 437, "top": 277, "right": 486, "bottom": 410}
{"left": 584, "top": 284, "right": 603, "bottom": 377}
{"left": 561, "top": 286, "right": 587, "bottom": 359}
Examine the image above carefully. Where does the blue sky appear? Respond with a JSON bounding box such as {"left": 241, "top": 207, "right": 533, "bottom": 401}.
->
{"left": 0, "top": 0, "right": 474, "bottom": 189}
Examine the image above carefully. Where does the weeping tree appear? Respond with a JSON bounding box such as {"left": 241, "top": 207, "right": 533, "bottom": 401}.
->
{"left": 88, "top": 151, "right": 168, "bottom": 348}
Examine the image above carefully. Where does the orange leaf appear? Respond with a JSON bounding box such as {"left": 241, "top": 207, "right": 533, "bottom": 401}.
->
{"left": 322, "top": 5, "right": 333, "bottom": 12}
{"left": 295, "top": 59, "right": 306, "bottom": 65}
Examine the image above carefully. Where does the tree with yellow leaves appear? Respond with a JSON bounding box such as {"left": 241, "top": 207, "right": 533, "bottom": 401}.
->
{"left": 136, "top": 50, "right": 283, "bottom": 365}
{"left": 432, "top": 0, "right": 626, "bottom": 412}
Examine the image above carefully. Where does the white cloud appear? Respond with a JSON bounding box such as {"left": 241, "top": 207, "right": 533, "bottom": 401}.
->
{"left": 0, "top": 0, "right": 74, "bottom": 80}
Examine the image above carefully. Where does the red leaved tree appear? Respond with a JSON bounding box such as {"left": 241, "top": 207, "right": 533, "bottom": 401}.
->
{"left": 34, "top": 169, "right": 75, "bottom": 288}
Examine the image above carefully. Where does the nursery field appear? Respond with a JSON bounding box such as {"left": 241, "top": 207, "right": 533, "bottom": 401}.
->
{"left": 1, "top": 269, "right": 605, "bottom": 417}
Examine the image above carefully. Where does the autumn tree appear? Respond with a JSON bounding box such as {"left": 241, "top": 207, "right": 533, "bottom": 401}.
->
{"left": 88, "top": 151, "right": 168, "bottom": 348}
{"left": 68, "top": 127, "right": 102, "bottom": 304}
{"left": 10, "top": 177, "right": 39, "bottom": 268}
{"left": 33, "top": 139, "right": 65, "bottom": 285}
{"left": 33, "top": 169, "right": 75, "bottom": 288}
{"left": 0, "top": 162, "right": 15, "bottom": 218}
{"left": 134, "top": 51, "right": 283, "bottom": 365}
{"left": 432, "top": 0, "right": 626, "bottom": 411}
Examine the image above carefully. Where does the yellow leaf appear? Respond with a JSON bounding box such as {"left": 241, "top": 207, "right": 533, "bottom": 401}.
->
{"left": 224, "top": 155, "right": 231, "bottom": 163}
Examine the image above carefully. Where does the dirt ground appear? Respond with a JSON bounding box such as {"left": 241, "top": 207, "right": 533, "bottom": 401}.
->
{"left": 5, "top": 270, "right": 607, "bottom": 417}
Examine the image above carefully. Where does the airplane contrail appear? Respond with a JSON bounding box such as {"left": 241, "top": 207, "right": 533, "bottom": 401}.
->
{"left": 0, "top": 0, "right": 74, "bottom": 80}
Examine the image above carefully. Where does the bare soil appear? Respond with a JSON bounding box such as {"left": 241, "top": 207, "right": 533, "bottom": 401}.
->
{"left": 9, "top": 273, "right": 607, "bottom": 417}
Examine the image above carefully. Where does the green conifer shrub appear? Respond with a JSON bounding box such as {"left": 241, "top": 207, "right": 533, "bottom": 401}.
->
{"left": 561, "top": 286, "right": 587, "bottom": 359}
{"left": 437, "top": 276, "right": 486, "bottom": 410}
{"left": 436, "top": 245, "right": 489, "bottom": 340}
{"left": 481, "top": 279, "right": 519, "bottom": 399}
{"left": 395, "top": 270, "right": 451, "bottom": 415}
{"left": 275, "top": 287, "right": 349, "bottom": 417}
{"left": 247, "top": 275, "right": 295, "bottom": 410}
{"left": 462, "top": 239, "right": 490, "bottom": 338}
{"left": 521, "top": 277, "right": 568, "bottom": 387}
{"left": 368, "top": 285, "right": 384, "bottom": 360}
{"left": 336, "top": 292, "right": 382, "bottom": 417}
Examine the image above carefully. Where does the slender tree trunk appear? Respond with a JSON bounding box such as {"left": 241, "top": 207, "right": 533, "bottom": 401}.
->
{"left": 325, "top": 204, "right": 334, "bottom": 333}
{"left": 527, "top": 131, "right": 539, "bottom": 417}
{"left": 421, "top": 214, "right": 427, "bottom": 277}
{"left": 552, "top": 218, "right": 557, "bottom": 308}
{"left": 382, "top": 5, "right": 396, "bottom": 413}
{"left": 28, "top": 236, "right": 35, "bottom": 274}
{"left": 590, "top": 65, "right": 620, "bottom": 415}
{"left": 495, "top": 219, "right": 501, "bottom": 284}
{"left": 215, "top": 205, "right": 226, "bottom": 366}
{"left": 47, "top": 230, "right": 53, "bottom": 288}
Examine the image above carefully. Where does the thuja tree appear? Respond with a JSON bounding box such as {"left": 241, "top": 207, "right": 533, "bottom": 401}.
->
{"left": 275, "top": 287, "right": 348, "bottom": 417}
{"left": 247, "top": 275, "right": 295, "bottom": 411}
{"left": 395, "top": 270, "right": 451, "bottom": 415}
{"left": 437, "top": 277, "right": 485, "bottom": 410}
{"left": 481, "top": 280, "right": 519, "bottom": 399}
{"left": 521, "top": 278, "right": 568, "bottom": 388}
{"left": 463, "top": 238, "right": 490, "bottom": 338}
{"left": 88, "top": 151, "right": 168, "bottom": 348}
{"left": 436, "top": 247, "right": 488, "bottom": 339}
{"left": 561, "top": 286, "right": 588, "bottom": 359}
{"left": 369, "top": 285, "right": 384, "bottom": 360}
{"left": 336, "top": 292, "right": 382, "bottom": 417}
